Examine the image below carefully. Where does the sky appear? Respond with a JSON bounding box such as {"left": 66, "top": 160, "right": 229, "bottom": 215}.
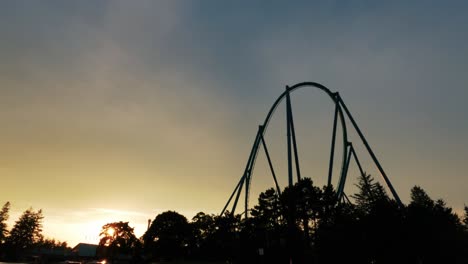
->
{"left": 1, "top": 1, "right": 468, "bottom": 246}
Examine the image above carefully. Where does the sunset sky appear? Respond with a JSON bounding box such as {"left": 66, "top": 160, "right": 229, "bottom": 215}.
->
{"left": 1, "top": 1, "right": 468, "bottom": 246}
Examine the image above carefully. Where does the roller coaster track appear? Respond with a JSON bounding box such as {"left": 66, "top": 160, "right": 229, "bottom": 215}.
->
{"left": 221, "top": 82, "right": 402, "bottom": 217}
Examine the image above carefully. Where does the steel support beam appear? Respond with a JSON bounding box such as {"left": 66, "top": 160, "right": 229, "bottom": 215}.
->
{"left": 286, "top": 90, "right": 294, "bottom": 187}
{"left": 286, "top": 91, "right": 302, "bottom": 182}
{"left": 231, "top": 176, "right": 245, "bottom": 214}
{"left": 337, "top": 96, "right": 403, "bottom": 206}
{"left": 244, "top": 126, "right": 263, "bottom": 218}
{"left": 328, "top": 99, "right": 339, "bottom": 186}
{"left": 337, "top": 143, "right": 353, "bottom": 198}
{"left": 260, "top": 129, "right": 281, "bottom": 195}
{"left": 221, "top": 175, "right": 244, "bottom": 215}
{"left": 350, "top": 146, "right": 365, "bottom": 177}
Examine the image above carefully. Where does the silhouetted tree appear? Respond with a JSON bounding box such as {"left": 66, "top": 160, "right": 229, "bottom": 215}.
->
{"left": 352, "top": 173, "right": 388, "bottom": 214}
{"left": 250, "top": 188, "right": 282, "bottom": 230}
{"left": 143, "top": 211, "right": 191, "bottom": 260}
{"left": 316, "top": 200, "right": 361, "bottom": 264}
{"left": 407, "top": 186, "right": 462, "bottom": 263}
{"left": 244, "top": 188, "right": 286, "bottom": 263}
{"left": 0, "top": 202, "right": 10, "bottom": 245}
{"left": 5, "top": 208, "right": 43, "bottom": 260}
{"left": 410, "top": 185, "right": 434, "bottom": 208}
{"left": 279, "top": 178, "right": 325, "bottom": 262}
{"left": 98, "top": 221, "right": 140, "bottom": 261}
{"left": 350, "top": 173, "right": 408, "bottom": 263}
{"left": 37, "top": 238, "right": 69, "bottom": 250}
{"left": 318, "top": 185, "right": 338, "bottom": 225}
{"left": 211, "top": 213, "right": 241, "bottom": 262}
{"left": 190, "top": 212, "right": 216, "bottom": 258}
{"left": 464, "top": 205, "right": 468, "bottom": 228}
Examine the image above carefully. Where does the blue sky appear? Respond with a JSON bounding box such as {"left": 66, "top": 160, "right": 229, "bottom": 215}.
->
{"left": 1, "top": 1, "right": 467, "bottom": 245}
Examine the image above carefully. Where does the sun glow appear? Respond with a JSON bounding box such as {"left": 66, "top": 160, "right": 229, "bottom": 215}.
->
{"left": 35, "top": 208, "right": 152, "bottom": 247}
{"left": 106, "top": 227, "right": 115, "bottom": 237}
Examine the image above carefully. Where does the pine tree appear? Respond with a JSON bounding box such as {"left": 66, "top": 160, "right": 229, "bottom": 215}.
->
{"left": 352, "top": 173, "right": 388, "bottom": 214}
{"left": 7, "top": 208, "right": 44, "bottom": 250}
{"left": 0, "top": 201, "right": 11, "bottom": 244}
{"left": 250, "top": 188, "right": 282, "bottom": 230}
{"left": 464, "top": 206, "right": 468, "bottom": 228}
{"left": 409, "top": 186, "right": 434, "bottom": 209}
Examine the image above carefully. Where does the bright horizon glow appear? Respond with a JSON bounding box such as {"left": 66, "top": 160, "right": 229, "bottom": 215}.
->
{"left": 6, "top": 205, "right": 213, "bottom": 247}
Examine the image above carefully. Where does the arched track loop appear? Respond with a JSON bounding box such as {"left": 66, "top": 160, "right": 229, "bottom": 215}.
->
{"left": 259, "top": 82, "right": 349, "bottom": 195}
{"left": 221, "top": 82, "right": 403, "bottom": 217}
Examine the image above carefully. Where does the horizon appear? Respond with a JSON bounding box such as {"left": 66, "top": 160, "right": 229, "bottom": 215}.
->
{"left": 1, "top": 1, "right": 468, "bottom": 248}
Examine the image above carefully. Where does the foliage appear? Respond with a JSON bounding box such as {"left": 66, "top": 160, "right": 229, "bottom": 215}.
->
{"left": 6, "top": 207, "right": 44, "bottom": 250}
{"left": 191, "top": 212, "right": 216, "bottom": 242}
{"left": 190, "top": 212, "right": 216, "bottom": 258}
{"left": 143, "top": 211, "right": 191, "bottom": 259}
{"left": 352, "top": 173, "right": 388, "bottom": 214}
{"left": 98, "top": 221, "right": 140, "bottom": 260}
{"left": 464, "top": 205, "right": 468, "bottom": 227}
{"left": 36, "top": 237, "right": 69, "bottom": 250}
{"left": 184, "top": 178, "right": 467, "bottom": 263}
{"left": 2, "top": 179, "right": 468, "bottom": 263}
{"left": 0, "top": 202, "right": 10, "bottom": 244}
{"left": 406, "top": 187, "right": 463, "bottom": 263}
{"left": 250, "top": 188, "right": 282, "bottom": 230}
{"left": 410, "top": 185, "right": 435, "bottom": 208}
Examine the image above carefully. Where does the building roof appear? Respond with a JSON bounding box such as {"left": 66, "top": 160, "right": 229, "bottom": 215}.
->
{"left": 72, "top": 243, "right": 98, "bottom": 257}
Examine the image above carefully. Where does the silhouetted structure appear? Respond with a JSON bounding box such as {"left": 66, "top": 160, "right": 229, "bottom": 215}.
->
{"left": 222, "top": 82, "right": 402, "bottom": 220}
{"left": 72, "top": 243, "right": 97, "bottom": 258}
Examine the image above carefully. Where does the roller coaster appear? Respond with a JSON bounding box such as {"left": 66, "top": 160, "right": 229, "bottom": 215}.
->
{"left": 221, "top": 82, "right": 402, "bottom": 217}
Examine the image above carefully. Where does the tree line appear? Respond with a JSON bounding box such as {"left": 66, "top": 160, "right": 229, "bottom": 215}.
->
{"left": 96, "top": 174, "right": 468, "bottom": 264}
{"left": 0, "top": 202, "right": 70, "bottom": 261}
{"left": 2, "top": 174, "right": 468, "bottom": 263}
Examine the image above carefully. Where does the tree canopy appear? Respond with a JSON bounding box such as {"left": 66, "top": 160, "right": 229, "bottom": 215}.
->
{"left": 98, "top": 221, "right": 140, "bottom": 259}
{"left": 143, "top": 210, "right": 191, "bottom": 259}
{"left": 0, "top": 202, "right": 10, "bottom": 245}
{"left": 6, "top": 208, "right": 43, "bottom": 250}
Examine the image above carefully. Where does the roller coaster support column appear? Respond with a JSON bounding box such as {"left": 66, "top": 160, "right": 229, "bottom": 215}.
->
{"left": 221, "top": 126, "right": 263, "bottom": 217}
{"left": 286, "top": 90, "right": 294, "bottom": 187}
{"left": 245, "top": 126, "right": 263, "bottom": 218}
{"left": 337, "top": 95, "right": 403, "bottom": 206}
{"left": 337, "top": 142, "right": 353, "bottom": 198}
{"left": 286, "top": 87, "right": 302, "bottom": 186}
{"left": 260, "top": 128, "right": 281, "bottom": 195}
{"left": 328, "top": 97, "right": 339, "bottom": 186}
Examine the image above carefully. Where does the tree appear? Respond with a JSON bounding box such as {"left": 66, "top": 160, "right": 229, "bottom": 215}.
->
{"left": 248, "top": 188, "right": 285, "bottom": 262}
{"left": 6, "top": 207, "right": 43, "bottom": 260}
{"left": 190, "top": 212, "right": 216, "bottom": 256}
{"left": 407, "top": 186, "right": 464, "bottom": 263}
{"left": 191, "top": 212, "right": 215, "bottom": 241}
{"left": 0, "top": 202, "right": 10, "bottom": 244}
{"left": 37, "top": 237, "right": 69, "bottom": 250}
{"left": 280, "top": 178, "right": 323, "bottom": 245}
{"left": 250, "top": 188, "right": 282, "bottom": 230}
{"left": 211, "top": 213, "right": 241, "bottom": 262}
{"left": 352, "top": 173, "right": 388, "bottom": 214}
{"left": 348, "top": 174, "right": 408, "bottom": 263}
{"left": 464, "top": 205, "right": 468, "bottom": 228}
{"left": 98, "top": 221, "right": 140, "bottom": 260}
{"left": 143, "top": 211, "right": 191, "bottom": 260}
{"left": 278, "top": 178, "right": 324, "bottom": 263}
{"left": 410, "top": 185, "right": 434, "bottom": 209}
